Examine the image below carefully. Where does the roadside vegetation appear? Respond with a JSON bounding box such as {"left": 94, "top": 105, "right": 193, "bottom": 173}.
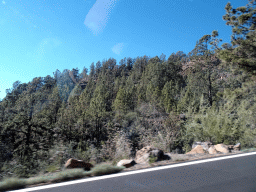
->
{"left": 1, "top": 146, "right": 256, "bottom": 192}
{"left": 0, "top": 163, "right": 126, "bottom": 192}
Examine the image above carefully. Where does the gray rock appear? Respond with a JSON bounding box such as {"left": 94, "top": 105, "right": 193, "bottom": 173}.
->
{"left": 192, "top": 141, "right": 213, "bottom": 151}
{"left": 150, "top": 149, "right": 164, "bottom": 161}
{"left": 135, "top": 146, "right": 164, "bottom": 164}
{"left": 233, "top": 143, "right": 241, "bottom": 151}
{"left": 117, "top": 159, "right": 137, "bottom": 168}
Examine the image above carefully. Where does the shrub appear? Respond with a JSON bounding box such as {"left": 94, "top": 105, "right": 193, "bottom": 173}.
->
{"left": 45, "top": 164, "right": 60, "bottom": 173}
{"left": 148, "top": 155, "right": 158, "bottom": 165}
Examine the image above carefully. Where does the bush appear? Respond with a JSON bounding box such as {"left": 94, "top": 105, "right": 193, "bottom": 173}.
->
{"left": 182, "top": 143, "right": 192, "bottom": 154}
{"left": 73, "top": 147, "right": 91, "bottom": 163}
{"left": 124, "top": 112, "right": 138, "bottom": 125}
{"left": 148, "top": 155, "right": 158, "bottom": 165}
{"left": 13, "top": 164, "right": 33, "bottom": 179}
{"left": 45, "top": 164, "right": 60, "bottom": 173}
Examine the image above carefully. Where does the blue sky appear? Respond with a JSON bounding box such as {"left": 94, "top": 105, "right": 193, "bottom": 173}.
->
{"left": 0, "top": 0, "right": 248, "bottom": 100}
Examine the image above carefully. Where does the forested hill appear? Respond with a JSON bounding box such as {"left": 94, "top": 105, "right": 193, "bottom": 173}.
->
{"left": 0, "top": 0, "right": 256, "bottom": 179}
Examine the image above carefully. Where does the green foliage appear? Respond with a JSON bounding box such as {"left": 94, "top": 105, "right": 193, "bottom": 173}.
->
{"left": 137, "top": 83, "right": 147, "bottom": 104}
{"left": 89, "top": 96, "right": 106, "bottom": 120}
{"left": 180, "top": 85, "right": 256, "bottom": 149}
{"left": 12, "top": 160, "right": 38, "bottom": 179}
{"left": 124, "top": 112, "right": 138, "bottom": 124}
{"left": 177, "top": 86, "right": 199, "bottom": 114}
{"left": 146, "top": 83, "right": 161, "bottom": 105}
{"left": 148, "top": 154, "right": 158, "bottom": 165}
{"left": 45, "top": 164, "right": 60, "bottom": 173}
{"left": 182, "top": 144, "right": 192, "bottom": 154}
{"left": 160, "top": 81, "right": 179, "bottom": 113}
{"left": 217, "top": 1, "right": 256, "bottom": 75}
{"left": 73, "top": 142, "right": 91, "bottom": 163}
{"left": 113, "top": 87, "right": 130, "bottom": 116}
{"left": 2, "top": 7, "right": 256, "bottom": 180}
{"left": 68, "top": 84, "right": 83, "bottom": 104}
{"left": 55, "top": 69, "right": 75, "bottom": 103}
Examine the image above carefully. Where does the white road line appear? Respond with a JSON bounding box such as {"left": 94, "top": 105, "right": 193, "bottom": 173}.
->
{"left": 10, "top": 151, "right": 256, "bottom": 192}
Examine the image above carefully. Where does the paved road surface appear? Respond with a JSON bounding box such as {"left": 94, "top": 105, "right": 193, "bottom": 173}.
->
{"left": 11, "top": 152, "right": 256, "bottom": 192}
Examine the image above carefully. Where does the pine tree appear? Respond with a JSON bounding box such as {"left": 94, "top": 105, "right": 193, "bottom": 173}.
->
{"left": 86, "top": 81, "right": 108, "bottom": 149}
{"left": 113, "top": 87, "right": 129, "bottom": 116}
{"left": 1, "top": 98, "right": 55, "bottom": 174}
{"left": 177, "top": 86, "right": 198, "bottom": 114}
{"left": 217, "top": 1, "right": 256, "bottom": 75}
{"left": 89, "top": 62, "right": 95, "bottom": 80}
{"left": 186, "top": 30, "right": 222, "bottom": 107}
{"left": 161, "top": 81, "right": 178, "bottom": 113}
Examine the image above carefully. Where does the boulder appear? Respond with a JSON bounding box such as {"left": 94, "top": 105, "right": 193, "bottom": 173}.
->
{"left": 214, "top": 144, "right": 229, "bottom": 154}
{"left": 192, "top": 141, "right": 213, "bottom": 151}
{"left": 208, "top": 146, "right": 218, "bottom": 154}
{"left": 150, "top": 150, "right": 164, "bottom": 161}
{"left": 186, "top": 145, "right": 209, "bottom": 154}
{"left": 135, "top": 146, "right": 164, "bottom": 164}
{"left": 64, "top": 158, "right": 94, "bottom": 171}
{"left": 192, "top": 142, "right": 201, "bottom": 149}
{"left": 117, "top": 159, "right": 136, "bottom": 168}
{"left": 233, "top": 143, "right": 241, "bottom": 151}
{"left": 191, "top": 141, "right": 240, "bottom": 153}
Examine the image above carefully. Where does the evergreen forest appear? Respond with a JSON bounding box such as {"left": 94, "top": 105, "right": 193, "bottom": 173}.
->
{"left": 1, "top": 1, "right": 256, "bottom": 179}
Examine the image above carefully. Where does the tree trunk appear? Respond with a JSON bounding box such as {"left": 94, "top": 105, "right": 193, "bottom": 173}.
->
{"left": 208, "top": 73, "right": 212, "bottom": 107}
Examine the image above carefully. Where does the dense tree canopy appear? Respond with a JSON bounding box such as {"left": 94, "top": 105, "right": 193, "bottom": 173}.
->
{"left": 0, "top": 0, "right": 256, "bottom": 179}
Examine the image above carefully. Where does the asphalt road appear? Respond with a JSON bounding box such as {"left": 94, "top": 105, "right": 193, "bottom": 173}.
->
{"left": 12, "top": 152, "right": 256, "bottom": 192}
